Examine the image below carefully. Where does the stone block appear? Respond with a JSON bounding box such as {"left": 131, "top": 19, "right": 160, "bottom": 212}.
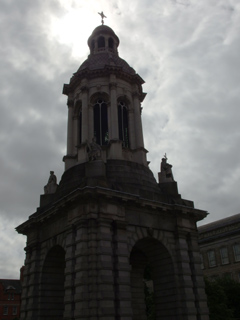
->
{"left": 85, "top": 160, "right": 106, "bottom": 177}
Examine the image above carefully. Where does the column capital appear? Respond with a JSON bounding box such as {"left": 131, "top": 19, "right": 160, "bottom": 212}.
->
{"left": 80, "top": 86, "right": 89, "bottom": 93}
{"left": 109, "top": 82, "right": 117, "bottom": 90}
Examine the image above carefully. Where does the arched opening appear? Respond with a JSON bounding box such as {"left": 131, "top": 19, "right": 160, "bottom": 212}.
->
{"left": 118, "top": 101, "right": 129, "bottom": 147}
{"left": 94, "top": 99, "right": 109, "bottom": 145}
{"left": 40, "top": 246, "right": 65, "bottom": 320}
{"left": 130, "top": 238, "right": 177, "bottom": 320}
{"left": 108, "top": 37, "right": 114, "bottom": 49}
{"left": 98, "top": 36, "right": 105, "bottom": 49}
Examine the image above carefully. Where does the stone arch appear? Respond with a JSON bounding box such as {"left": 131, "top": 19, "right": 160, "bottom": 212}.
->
{"left": 117, "top": 94, "right": 131, "bottom": 108}
{"left": 130, "top": 237, "right": 177, "bottom": 320}
{"left": 90, "top": 91, "right": 110, "bottom": 105}
{"left": 39, "top": 245, "right": 66, "bottom": 320}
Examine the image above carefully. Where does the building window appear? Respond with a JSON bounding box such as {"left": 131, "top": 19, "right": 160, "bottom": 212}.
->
{"left": 12, "top": 306, "right": 17, "bottom": 315}
{"left": 118, "top": 101, "right": 129, "bottom": 147}
{"left": 3, "top": 306, "right": 8, "bottom": 315}
{"left": 207, "top": 250, "right": 216, "bottom": 267}
{"left": 233, "top": 244, "right": 240, "bottom": 262}
{"left": 220, "top": 247, "right": 229, "bottom": 265}
{"left": 8, "top": 293, "right": 14, "bottom": 300}
{"left": 94, "top": 99, "right": 108, "bottom": 146}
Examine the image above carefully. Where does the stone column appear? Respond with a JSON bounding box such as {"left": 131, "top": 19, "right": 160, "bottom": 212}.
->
{"left": 128, "top": 109, "right": 136, "bottom": 149}
{"left": 64, "top": 225, "right": 77, "bottom": 320}
{"left": 109, "top": 77, "right": 118, "bottom": 140}
{"left": 112, "top": 221, "right": 133, "bottom": 320}
{"left": 186, "top": 232, "right": 209, "bottom": 320}
{"left": 20, "top": 243, "right": 42, "bottom": 320}
{"left": 81, "top": 86, "right": 89, "bottom": 143}
{"left": 174, "top": 228, "right": 206, "bottom": 320}
{"left": 97, "top": 218, "right": 116, "bottom": 320}
{"left": 72, "top": 114, "right": 78, "bottom": 149}
{"left": 67, "top": 99, "right": 74, "bottom": 155}
{"left": 133, "top": 92, "right": 144, "bottom": 149}
{"left": 88, "top": 104, "right": 94, "bottom": 141}
{"left": 74, "top": 220, "right": 90, "bottom": 320}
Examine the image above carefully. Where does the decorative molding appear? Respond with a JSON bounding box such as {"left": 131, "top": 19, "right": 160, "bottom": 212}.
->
{"left": 199, "top": 222, "right": 240, "bottom": 240}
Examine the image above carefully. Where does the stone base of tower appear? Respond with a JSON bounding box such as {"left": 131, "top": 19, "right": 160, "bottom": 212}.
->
{"left": 17, "top": 160, "right": 209, "bottom": 320}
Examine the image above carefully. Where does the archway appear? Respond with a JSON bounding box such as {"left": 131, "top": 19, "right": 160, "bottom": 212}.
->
{"left": 130, "top": 238, "right": 177, "bottom": 320}
{"left": 40, "top": 245, "right": 65, "bottom": 320}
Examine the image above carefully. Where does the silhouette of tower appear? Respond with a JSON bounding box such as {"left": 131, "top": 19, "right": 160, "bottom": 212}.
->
{"left": 17, "top": 23, "right": 209, "bottom": 320}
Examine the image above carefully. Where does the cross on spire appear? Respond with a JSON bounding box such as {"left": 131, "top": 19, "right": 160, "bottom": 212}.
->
{"left": 98, "top": 11, "right": 107, "bottom": 25}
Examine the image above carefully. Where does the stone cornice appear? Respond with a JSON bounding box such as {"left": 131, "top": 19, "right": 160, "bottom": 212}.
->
{"left": 63, "top": 66, "right": 145, "bottom": 97}
{"left": 16, "top": 185, "right": 207, "bottom": 235}
{"left": 199, "top": 221, "right": 240, "bottom": 243}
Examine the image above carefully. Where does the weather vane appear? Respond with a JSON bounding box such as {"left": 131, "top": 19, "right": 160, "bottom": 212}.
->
{"left": 163, "top": 153, "right": 168, "bottom": 160}
{"left": 98, "top": 11, "right": 107, "bottom": 25}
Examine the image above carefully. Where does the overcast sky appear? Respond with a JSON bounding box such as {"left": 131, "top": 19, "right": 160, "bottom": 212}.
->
{"left": 1, "top": 0, "right": 240, "bottom": 278}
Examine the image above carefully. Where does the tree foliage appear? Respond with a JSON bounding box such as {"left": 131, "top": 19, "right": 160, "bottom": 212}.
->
{"left": 205, "top": 277, "right": 240, "bottom": 320}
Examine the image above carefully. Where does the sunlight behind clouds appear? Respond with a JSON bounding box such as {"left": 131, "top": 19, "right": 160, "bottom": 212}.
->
{"left": 49, "top": 2, "right": 110, "bottom": 59}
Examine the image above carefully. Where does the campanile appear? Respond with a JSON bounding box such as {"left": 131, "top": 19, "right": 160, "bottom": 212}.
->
{"left": 17, "top": 22, "right": 209, "bottom": 320}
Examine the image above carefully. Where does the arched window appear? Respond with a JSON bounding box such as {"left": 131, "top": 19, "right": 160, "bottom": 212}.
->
{"left": 118, "top": 101, "right": 129, "bottom": 147}
{"left": 98, "top": 36, "right": 105, "bottom": 48}
{"left": 108, "top": 37, "right": 114, "bottom": 49}
{"left": 94, "top": 99, "right": 108, "bottom": 145}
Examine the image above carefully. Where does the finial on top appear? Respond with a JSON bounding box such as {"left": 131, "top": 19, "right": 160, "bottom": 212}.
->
{"left": 163, "top": 153, "right": 168, "bottom": 161}
{"left": 98, "top": 11, "right": 107, "bottom": 25}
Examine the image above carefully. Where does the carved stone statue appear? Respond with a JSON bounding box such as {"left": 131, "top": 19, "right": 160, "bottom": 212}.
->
{"left": 87, "top": 138, "right": 102, "bottom": 161}
{"left": 44, "top": 171, "right": 58, "bottom": 194}
{"left": 159, "top": 154, "right": 174, "bottom": 182}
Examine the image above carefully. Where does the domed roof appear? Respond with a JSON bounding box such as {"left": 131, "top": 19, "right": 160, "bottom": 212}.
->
{"left": 88, "top": 25, "right": 119, "bottom": 47}
{"left": 74, "top": 24, "right": 135, "bottom": 76}
{"left": 77, "top": 52, "right": 135, "bottom": 75}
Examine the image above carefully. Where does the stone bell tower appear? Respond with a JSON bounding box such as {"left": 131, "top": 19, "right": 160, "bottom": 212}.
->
{"left": 17, "top": 22, "right": 209, "bottom": 320}
{"left": 63, "top": 24, "right": 147, "bottom": 170}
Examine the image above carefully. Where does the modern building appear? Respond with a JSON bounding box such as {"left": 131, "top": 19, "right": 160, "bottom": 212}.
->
{"left": 0, "top": 279, "right": 21, "bottom": 320}
{"left": 198, "top": 213, "right": 240, "bottom": 281}
{"left": 16, "top": 21, "right": 209, "bottom": 320}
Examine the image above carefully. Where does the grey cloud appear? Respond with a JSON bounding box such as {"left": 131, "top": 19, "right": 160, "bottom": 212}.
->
{"left": 1, "top": 0, "right": 240, "bottom": 277}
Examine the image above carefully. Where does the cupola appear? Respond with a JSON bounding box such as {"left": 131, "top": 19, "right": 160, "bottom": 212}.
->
{"left": 87, "top": 25, "right": 119, "bottom": 55}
